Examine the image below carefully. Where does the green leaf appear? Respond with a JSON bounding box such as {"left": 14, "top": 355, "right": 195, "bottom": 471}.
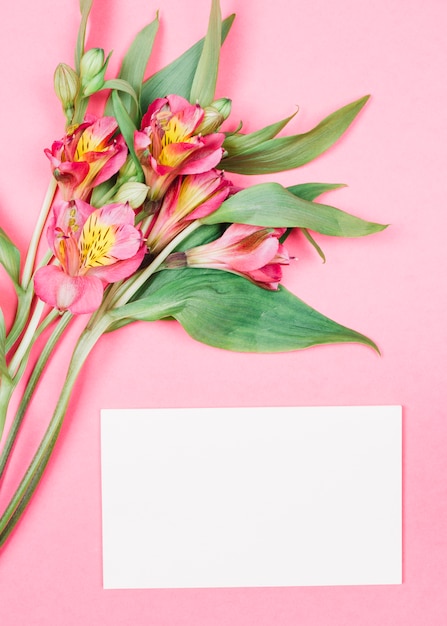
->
{"left": 287, "top": 184, "right": 348, "bottom": 260}
{"left": 109, "top": 268, "right": 378, "bottom": 353}
{"left": 90, "top": 178, "right": 116, "bottom": 208}
{"left": 219, "top": 96, "right": 370, "bottom": 174}
{"left": 111, "top": 15, "right": 159, "bottom": 121}
{"left": 223, "top": 110, "right": 297, "bottom": 156}
{"left": 202, "top": 182, "right": 387, "bottom": 237}
{"left": 173, "top": 223, "right": 223, "bottom": 251}
{"left": 141, "top": 14, "right": 235, "bottom": 108}
{"left": 287, "top": 182, "right": 346, "bottom": 202}
{"left": 0, "top": 228, "right": 21, "bottom": 286}
{"left": 103, "top": 79, "right": 140, "bottom": 110}
{"left": 75, "top": 0, "right": 94, "bottom": 73}
{"left": 300, "top": 228, "right": 326, "bottom": 263}
{"left": 111, "top": 90, "right": 143, "bottom": 177}
{"left": 190, "top": 0, "right": 222, "bottom": 106}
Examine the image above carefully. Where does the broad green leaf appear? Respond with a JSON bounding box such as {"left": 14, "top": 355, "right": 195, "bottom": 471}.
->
{"left": 287, "top": 182, "right": 346, "bottom": 202}
{"left": 219, "top": 96, "right": 370, "bottom": 174}
{"left": 202, "top": 182, "right": 387, "bottom": 237}
{"left": 190, "top": 0, "right": 222, "bottom": 106}
{"left": 111, "top": 90, "right": 143, "bottom": 177}
{"left": 141, "top": 14, "right": 235, "bottom": 108}
{"left": 287, "top": 183, "right": 347, "bottom": 260}
{"left": 223, "top": 111, "right": 297, "bottom": 156}
{"left": 173, "top": 223, "right": 223, "bottom": 252}
{"left": 112, "top": 15, "right": 159, "bottom": 121}
{"left": 108, "top": 268, "right": 378, "bottom": 353}
{"left": 0, "top": 228, "right": 21, "bottom": 286}
{"left": 75, "top": 0, "right": 94, "bottom": 73}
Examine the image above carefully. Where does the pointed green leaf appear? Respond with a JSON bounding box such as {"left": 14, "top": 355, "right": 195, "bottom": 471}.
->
{"left": 202, "top": 182, "right": 387, "bottom": 237}
{"left": 300, "top": 228, "right": 326, "bottom": 262}
{"left": 103, "top": 79, "right": 140, "bottom": 109}
{"left": 219, "top": 96, "right": 370, "bottom": 174}
{"left": 190, "top": 0, "right": 222, "bottom": 106}
{"left": 111, "top": 90, "right": 143, "bottom": 177}
{"left": 75, "top": 0, "right": 94, "bottom": 73}
{"left": 0, "top": 228, "right": 21, "bottom": 286}
{"left": 223, "top": 110, "right": 297, "bottom": 156}
{"left": 109, "top": 268, "right": 378, "bottom": 353}
{"left": 112, "top": 15, "right": 159, "bottom": 121}
{"left": 141, "top": 14, "right": 235, "bottom": 108}
{"left": 287, "top": 183, "right": 349, "bottom": 259}
{"left": 287, "top": 182, "right": 346, "bottom": 202}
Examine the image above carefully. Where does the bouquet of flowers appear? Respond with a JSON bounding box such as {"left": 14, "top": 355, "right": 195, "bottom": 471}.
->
{"left": 0, "top": 0, "right": 386, "bottom": 549}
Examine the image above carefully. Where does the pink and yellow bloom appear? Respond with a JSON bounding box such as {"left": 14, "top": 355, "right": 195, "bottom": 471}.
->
{"left": 45, "top": 115, "right": 127, "bottom": 201}
{"left": 145, "top": 170, "right": 233, "bottom": 255}
{"left": 134, "top": 94, "right": 225, "bottom": 201}
{"left": 166, "top": 223, "right": 290, "bottom": 290}
{"left": 34, "top": 200, "right": 144, "bottom": 314}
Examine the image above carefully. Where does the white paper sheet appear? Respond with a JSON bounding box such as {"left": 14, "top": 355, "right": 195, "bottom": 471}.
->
{"left": 101, "top": 405, "right": 401, "bottom": 589}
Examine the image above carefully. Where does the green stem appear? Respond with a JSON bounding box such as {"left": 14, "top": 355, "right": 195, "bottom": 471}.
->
{"left": 0, "top": 312, "right": 72, "bottom": 483}
{"left": 0, "top": 314, "right": 110, "bottom": 548}
{"left": 21, "top": 178, "right": 57, "bottom": 289}
{"left": 8, "top": 300, "right": 46, "bottom": 377}
{"left": 110, "top": 221, "right": 201, "bottom": 309}
{"left": 0, "top": 378, "right": 15, "bottom": 444}
{"left": 5, "top": 287, "right": 34, "bottom": 354}
{"left": 5, "top": 254, "right": 53, "bottom": 355}
{"left": 0, "top": 308, "right": 60, "bottom": 441}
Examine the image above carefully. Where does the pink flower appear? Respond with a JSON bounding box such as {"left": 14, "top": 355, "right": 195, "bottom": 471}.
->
{"left": 166, "top": 223, "right": 290, "bottom": 290}
{"left": 134, "top": 94, "right": 225, "bottom": 201}
{"left": 45, "top": 115, "right": 127, "bottom": 201}
{"left": 34, "top": 200, "right": 144, "bottom": 314}
{"left": 145, "top": 170, "right": 233, "bottom": 255}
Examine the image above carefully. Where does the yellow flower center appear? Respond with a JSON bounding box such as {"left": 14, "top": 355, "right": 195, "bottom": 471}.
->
{"left": 79, "top": 213, "right": 117, "bottom": 269}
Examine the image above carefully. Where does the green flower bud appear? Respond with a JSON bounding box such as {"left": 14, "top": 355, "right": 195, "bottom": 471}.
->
{"left": 117, "top": 156, "right": 144, "bottom": 185}
{"left": 197, "top": 98, "right": 232, "bottom": 134}
{"left": 54, "top": 63, "right": 80, "bottom": 123}
{"left": 212, "top": 98, "right": 232, "bottom": 120}
{"left": 80, "top": 48, "right": 108, "bottom": 96}
{"left": 113, "top": 182, "right": 149, "bottom": 208}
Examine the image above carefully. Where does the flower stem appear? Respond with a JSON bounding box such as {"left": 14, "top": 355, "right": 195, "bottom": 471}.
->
{"left": 111, "top": 221, "right": 201, "bottom": 309}
{"left": 0, "top": 307, "right": 60, "bottom": 441}
{"left": 5, "top": 287, "right": 35, "bottom": 354}
{"left": 21, "top": 178, "right": 57, "bottom": 290}
{"left": 8, "top": 300, "right": 46, "bottom": 378}
{"left": 0, "top": 314, "right": 110, "bottom": 548}
{"left": 0, "top": 312, "right": 72, "bottom": 483}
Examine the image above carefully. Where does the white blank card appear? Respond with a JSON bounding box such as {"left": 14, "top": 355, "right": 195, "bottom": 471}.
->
{"left": 101, "top": 405, "right": 401, "bottom": 588}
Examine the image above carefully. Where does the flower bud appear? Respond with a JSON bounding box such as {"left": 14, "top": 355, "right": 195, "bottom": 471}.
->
{"left": 112, "top": 182, "right": 149, "bottom": 208}
{"left": 116, "top": 156, "right": 144, "bottom": 185}
{"left": 54, "top": 63, "right": 80, "bottom": 123}
{"left": 197, "top": 98, "right": 232, "bottom": 134}
{"left": 80, "top": 48, "right": 108, "bottom": 96}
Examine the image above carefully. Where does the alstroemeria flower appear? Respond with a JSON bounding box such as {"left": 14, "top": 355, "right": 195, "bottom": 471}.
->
{"left": 166, "top": 223, "right": 290, "bottom": 290}
{"left": 145, "top": 170, "right": 233, "bottom": 255}
{"left": 45, "top": 115, "right": 127, "bottom": 201}
{"left": 34, "top": 200, "right": 144, "bottom": 314}
{"left": 134, "top": 94, "right": 225, "bottom": 201}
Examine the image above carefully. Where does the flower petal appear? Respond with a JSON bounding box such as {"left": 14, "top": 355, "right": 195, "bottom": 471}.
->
{"left": 34, "top": 265, "right": 104, "bottom": 314}
{"left": 88, "top": 244, "right": 145, "bottom": 282}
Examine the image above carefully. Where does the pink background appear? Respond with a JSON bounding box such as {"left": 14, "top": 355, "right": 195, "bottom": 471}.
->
{"left": 0, "top": 0, "right": 446, "bottom": 623}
